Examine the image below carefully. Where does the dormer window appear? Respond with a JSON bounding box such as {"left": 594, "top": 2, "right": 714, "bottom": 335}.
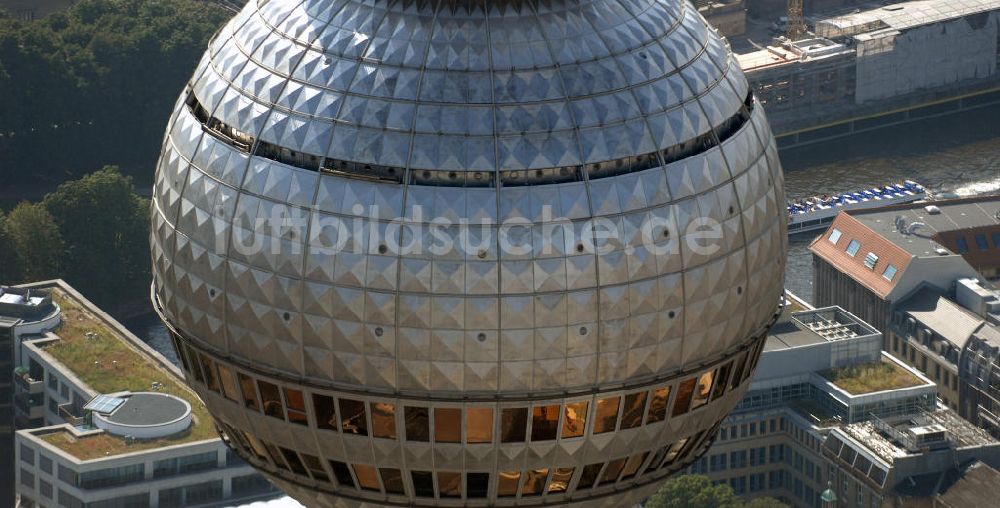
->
{"left": 846, "top": 240, "right": 861, "bottom": 257}
{"left": 828, "top": 228, "right": 843, "bottom": 244}
{"left": 883, "top": 264, "right": 898, "bottom": 281}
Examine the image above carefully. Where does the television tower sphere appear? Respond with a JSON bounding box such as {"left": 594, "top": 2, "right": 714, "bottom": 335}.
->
{"left": 150, "top": 0, "right": 787, "bottom": 506}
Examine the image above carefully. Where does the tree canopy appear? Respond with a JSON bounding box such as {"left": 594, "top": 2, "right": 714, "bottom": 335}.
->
{"left": 0, "top": 167, "right": 149, "bottom": 313}
{"left": 5, "top": 202, "right": 63, "bottom": 282}
{"left": 645, "top": 475, "right": 789, "bottom": 508}
{"left": 0, "top": 210, "right": 21, "bottom": 283}
{"left": 0, "top": 0, "right": 230, "bottom": 188}
{"left": 42, "top": 166, "right": 150, "bottom": 308}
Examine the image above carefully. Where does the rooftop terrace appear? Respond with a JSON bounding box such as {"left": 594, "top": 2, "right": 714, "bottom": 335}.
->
{"left": 840, "top": 409, "right": 997, "bottom": 463}
{"left": 821, "top": 360, "right": 924, "bottom": 395}
{"left": 764, "top": 305, "right": 879, "bottom": 352}
{"left": 28, "top": 287, "right": 215, "bottom": 460}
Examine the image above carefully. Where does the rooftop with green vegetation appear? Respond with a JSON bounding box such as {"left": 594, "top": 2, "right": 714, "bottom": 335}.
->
{"left": 820, "top": 360, "right": 925, "bottom": 395}
{"left": 33, "top": 288, "right": 215, "bottom": 460}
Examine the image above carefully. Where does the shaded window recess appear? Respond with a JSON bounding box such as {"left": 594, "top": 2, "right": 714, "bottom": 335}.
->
{"left": 187, "top": 93, "right": 253, "bottom": 151}
{"left": 411, "top": 471, "right": 434, "bottom": 497}
{"left": 404, "top": 406, "right": 430, "bottom": 442}
{"left": 183, "top": 89, "right": 755, "bottom": 188}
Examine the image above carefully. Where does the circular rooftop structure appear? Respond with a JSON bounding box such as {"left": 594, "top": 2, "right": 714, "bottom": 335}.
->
{"left": 91, "top": 393, "right": 193, "bottom": 439}
{"left": 152, "top": 0, "right": 787, "bottom": 506}
{"left": 0, "top": 286, "right": 61, "bottom": 335}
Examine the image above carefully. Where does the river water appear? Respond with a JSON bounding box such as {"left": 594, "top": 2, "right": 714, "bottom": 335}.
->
{"left": 123, "top": 105, "right": 1000, "bottom": 357}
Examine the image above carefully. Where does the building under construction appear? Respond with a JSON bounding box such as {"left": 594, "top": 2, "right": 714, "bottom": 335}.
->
{"left": 732, "top": 0, "right": 1000, "bottom": 147}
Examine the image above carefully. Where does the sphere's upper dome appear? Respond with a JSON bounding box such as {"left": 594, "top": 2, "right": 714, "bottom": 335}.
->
{"left": 154, "top": 0, "right": 785, "bottom": 396}
{"left": 153, "top": 1, "right": 786, "bottom": 504}
{"left": 184, "top": 0, "right": 751, "bottom": 178}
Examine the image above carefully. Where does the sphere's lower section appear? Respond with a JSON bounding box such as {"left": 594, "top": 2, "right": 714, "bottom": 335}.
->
{"left": 159, "top": 292, "right": 776, "bottom": 507}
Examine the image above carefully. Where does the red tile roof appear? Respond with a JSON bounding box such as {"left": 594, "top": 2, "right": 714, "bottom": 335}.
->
{"left": 809, "top": 212, "right": 914, "bottom": 299}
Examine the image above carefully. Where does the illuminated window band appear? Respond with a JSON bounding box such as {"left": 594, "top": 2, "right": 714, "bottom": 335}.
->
{"left": 160, "top": 300, "right": 777, "bottom": 505}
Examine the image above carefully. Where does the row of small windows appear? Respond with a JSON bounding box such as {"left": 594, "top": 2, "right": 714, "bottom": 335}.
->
{"left": 954, "top": 232, "right": 1000, "bottom": 253}
{"left": 20, "top": 470, "right": 265, "bottom": 508}
{"left": 18, "top": 446, "right": 223, "bottom": 492}
{"left": 827, "top": 228, "right": 897, "bottom": 281}
{"left": 716, "top": 416, "right": 787, "bottom": 443}
{"left": 183, "top": 90, "right": 755, "bottom": 188}
{"left": 219, "top": 417, "right": 711, "bottom": 500}
{"left": 173, "top": 331, "right": 761, "bottom": 446}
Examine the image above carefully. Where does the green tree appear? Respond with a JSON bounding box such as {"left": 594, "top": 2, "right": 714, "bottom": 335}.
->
{"left": 42, "top": 166, "right": 149, "bottom": 308}
{"left": 645, "top": 475, "right": 789, "bottom": 508}
{"left": 0, "top": 210, "right": 24, "bottom": 283}
{"left": 6, "top": 202, "right": 63, "bottom": 281}
{"left": 0, "top": 0, "right": 230, "bottom": 188}
{"left": 646, "top": 475, "right": 742, "bottom": 508}
{"left": 743, "top": 498, "right": 790, "bottom": 508}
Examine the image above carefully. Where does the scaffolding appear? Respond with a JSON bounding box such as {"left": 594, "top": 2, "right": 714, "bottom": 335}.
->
{"left": 787, "top": 0, "right": 807, "bottom": 40}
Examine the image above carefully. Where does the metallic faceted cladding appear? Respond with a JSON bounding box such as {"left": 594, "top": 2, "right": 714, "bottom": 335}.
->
{"left": 150, "top": 0, "right": 788, "bottom": 506}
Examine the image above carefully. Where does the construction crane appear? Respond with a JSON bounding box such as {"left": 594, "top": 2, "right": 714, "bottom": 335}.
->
{"left": 787, "top": 0, "right": 808, "bottom": 40}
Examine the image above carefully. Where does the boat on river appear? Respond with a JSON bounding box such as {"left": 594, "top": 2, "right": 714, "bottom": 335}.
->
{"left": 787, "top": 180, "right": 926, "bottom": 234}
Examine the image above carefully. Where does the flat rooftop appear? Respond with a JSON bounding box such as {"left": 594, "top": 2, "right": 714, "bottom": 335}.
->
{"left": 0, "top": 286, "right": 57, "bottom": 322}
{"left": 27, "top": 286, "right": 215, "bottom": 460}
{"left": 819, "top": 0, "right": 1000, "bottom": 36}
{"left": 737, "top": 47, "right": 798, "bottom": 72}
{"left": 106, "top": 393, "right": 189, "bottom": 426}
{"left": 840, "top": 409, "right": 997, "bottom": 463}
{"left": 821, "top": 359, "right": 924, "bottom": 395}
{"left": 764, "top": 306, "right": 879, "bottom": 351}
{"left": 736, "top": 39, "right": 851, "bottom": 72}
{"left": 846, "top": 195, "right": 1000, "bottom": 257}
{"left": 764, "top": 317, "right": 827, "bottom": 351}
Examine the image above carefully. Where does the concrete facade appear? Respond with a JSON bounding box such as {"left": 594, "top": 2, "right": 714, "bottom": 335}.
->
{"left": 16, "top": 434, "right": 274, "bottom": 508}
{"left": 851, "top": 10, "right": 1000, "bottom": 104}
{"left": 6, "top": 281, "right": 281, "bottom": 508}
{"left": 685, "top": 303, "right": 1000, "bottom": 508}
{"left": 2, "top": 320, "right": 16, "bottom": 508}
{"left": 823, "top": 410, "right": 1000, "bottom": 507}
{"left": 740, "top": 0, "right": 1000, "bottom": 137}
{"left": 685, "top": 305, "right": 927, "bottom": 507}
{"left": 882, "top": 279, "right": 1000, "bottom": 440}
{"left": 810, "top": 197, "right": 1000, "bottom": 442}
{"left": 698, "top": 1, "right": 748, "bottom": 37}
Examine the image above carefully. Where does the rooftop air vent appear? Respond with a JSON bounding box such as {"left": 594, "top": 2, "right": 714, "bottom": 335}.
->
{"left": 906, "top": 222, "right": 926, "bottom": 235}
{"left": 895, "top": 215, "right": 907, "bottom": 233}
{"left": 907, "top": 424, "right": 948, "bottom": 448}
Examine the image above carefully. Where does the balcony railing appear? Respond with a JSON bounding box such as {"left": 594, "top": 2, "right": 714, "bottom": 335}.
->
{"left": 14, "top": 373, "right": 44, "bottom": 394}
{"left": 58, "top": 403, "right": 85, "bottom": 427}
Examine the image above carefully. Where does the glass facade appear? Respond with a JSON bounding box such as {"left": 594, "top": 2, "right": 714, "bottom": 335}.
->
{"left": 153, "top": 452, "right": 217, "bottom": 478}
